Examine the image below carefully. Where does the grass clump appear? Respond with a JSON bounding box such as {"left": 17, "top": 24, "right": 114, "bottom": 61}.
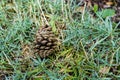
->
{"left": 0, "top": 0, "right": 120, "bottom": 80}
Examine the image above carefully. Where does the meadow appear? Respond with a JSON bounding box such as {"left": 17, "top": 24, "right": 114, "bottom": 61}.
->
{"left": 0, "top": 0, "right": 120, "bottom": 80}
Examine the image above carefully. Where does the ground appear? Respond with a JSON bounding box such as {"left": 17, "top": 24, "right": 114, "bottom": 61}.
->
{"left": 0, "top": 0, "right": 120, "bottom": 80}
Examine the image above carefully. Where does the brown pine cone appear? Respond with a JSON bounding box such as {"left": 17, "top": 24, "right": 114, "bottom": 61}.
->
{"left": 34, "top": 25, "right": 58, "bottom": 58}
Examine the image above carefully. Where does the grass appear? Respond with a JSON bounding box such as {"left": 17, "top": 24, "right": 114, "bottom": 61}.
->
{"left": 0, "top": 0, "right": 120, "bottom": 80}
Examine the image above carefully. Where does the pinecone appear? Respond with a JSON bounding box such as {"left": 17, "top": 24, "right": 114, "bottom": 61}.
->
{"left": 34, "top": 25, "right": 58, "bottom": 58}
